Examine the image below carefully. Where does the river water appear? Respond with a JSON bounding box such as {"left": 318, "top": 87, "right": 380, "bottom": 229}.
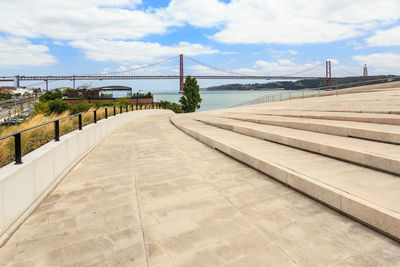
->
{"left": 153, "top": 90, "right": 315, "bottom": 111}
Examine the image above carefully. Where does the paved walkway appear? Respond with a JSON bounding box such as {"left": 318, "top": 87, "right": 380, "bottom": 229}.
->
{"left": 1, "top": 114, "right": 400, "bottom": 266}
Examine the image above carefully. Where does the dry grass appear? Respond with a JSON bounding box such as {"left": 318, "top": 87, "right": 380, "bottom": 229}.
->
{"left": 0, "top": 105, "right": 159, "bottom": 167}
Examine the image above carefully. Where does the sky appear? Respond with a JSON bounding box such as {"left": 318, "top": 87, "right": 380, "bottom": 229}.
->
{"left": 0, "top": 0, "right": 400, "bottom": 91}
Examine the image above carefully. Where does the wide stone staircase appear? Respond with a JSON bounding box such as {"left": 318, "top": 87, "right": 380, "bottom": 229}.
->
{"left": 171, "top": 95, "right": 400, "bottom": 241}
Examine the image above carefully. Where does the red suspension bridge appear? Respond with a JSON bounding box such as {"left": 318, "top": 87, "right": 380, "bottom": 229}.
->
{"left": 0, "top": 54, "right": 334, "bottom": 92}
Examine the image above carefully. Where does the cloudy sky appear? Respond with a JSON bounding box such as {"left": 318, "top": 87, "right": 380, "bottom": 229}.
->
{"left": 0, "top": 0, "right": 400, "bottom": 91}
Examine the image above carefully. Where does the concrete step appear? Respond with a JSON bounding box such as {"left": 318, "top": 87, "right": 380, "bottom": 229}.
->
{"left": 194, "top": 116, "right": 400, "bottom": 176}
{"left": 220, "top": 113, "right": 400, "bottom": 144}
{"left": 234, "top": 111, "right": 400, "bottom": 126}
{"left": 171, "top": 115, "right": 400, "bottom": 241}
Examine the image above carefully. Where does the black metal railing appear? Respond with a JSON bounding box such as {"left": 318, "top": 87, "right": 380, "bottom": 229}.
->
{"left": 0, "top": 104, "right": 159, "bottom": 165}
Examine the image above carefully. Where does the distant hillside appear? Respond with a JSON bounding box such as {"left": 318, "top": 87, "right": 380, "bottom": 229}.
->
{"left": 205, "top": 76, "right": 398, "bottom": 91}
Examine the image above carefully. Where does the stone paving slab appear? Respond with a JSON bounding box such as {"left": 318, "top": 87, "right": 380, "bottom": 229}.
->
{"left": 1, "top": 114, "right": 400, "bottom": 266}
{"left": 220, "top": 113, "right": 400, "bottom": 144}
{"left": 248, "top": 111, "right": 400, "bottom": 125}
{"left": 223, "top": 85, "right": 400, "bottom": 114}
{"left": 195, "top": 116, "right": 400, "bottom": 175}
{"left": 171, "top": 116, "right": 400, "bottom": 241}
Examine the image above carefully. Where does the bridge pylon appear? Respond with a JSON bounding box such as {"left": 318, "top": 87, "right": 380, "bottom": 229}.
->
{"left": 326, "top": 60, "right": 332, "bottom": 88}
{"left": 180, "top": 54, "right": 184, "bottom": 92}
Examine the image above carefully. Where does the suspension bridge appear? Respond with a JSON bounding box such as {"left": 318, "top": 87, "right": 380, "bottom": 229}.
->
{"left": 1, "top": 54, "right": 336, "bottom": 91}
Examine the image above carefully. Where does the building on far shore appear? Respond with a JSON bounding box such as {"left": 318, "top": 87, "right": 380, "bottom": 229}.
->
{"left": 0, "top": 87, "right": 15, "bottom": 94}
{"left": 95, "top": 86, "right": 132, "bottom": 98}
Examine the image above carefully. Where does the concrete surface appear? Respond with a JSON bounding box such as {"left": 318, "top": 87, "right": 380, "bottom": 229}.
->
{"left": 170, "top": 84, "right": 400, "bottom": 243}
{"left": 1, "top": 114, "right": 400, "bottom": 266}
{"left": 221, "top": 113, "right": 400, "bottom": 144}
{"left": 195, "top": 116, "right": 400, "bottom": 175}
{"left": 0, "top": 109, "right": 170, "bottom": 247}
{"left": 226, "top": 82, "right": 400, "bottom": 114}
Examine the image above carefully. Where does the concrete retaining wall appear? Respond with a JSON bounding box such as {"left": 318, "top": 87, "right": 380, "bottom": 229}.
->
{"left": 0, "top": 109, "right": 171, "bottom": 245}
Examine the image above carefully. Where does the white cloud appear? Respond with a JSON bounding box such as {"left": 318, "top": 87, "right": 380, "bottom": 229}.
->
{"left": 233, "top": 58, "right": 362, "bottom": 77}
{"left": 2, "top": 0, "right": 399, "bottom": 46}
{"left": 327, "top": 59, "right": 339, "bottom": 65}
{"left": 161, "top": 0, "right": 400, "bottom": 45}
{"left": 69, "top": 39, "right": 218, "bottom": 64}
{"left": 270, "top": 49, "right": 299, "bottom": 56}
{"left": 0, "top": 36, "right": 56, "bottom": 68}
{"left": 234, "top": 59, "right": 323, "bottom": 76}
{"left": 115, "top": 64, "right": 179, "bottom": 75}
{"left": 53, "top": 41, "right": 64, "bottom": 46}
{"left": 353, "top": 53, "right": 400, "bottom": 74}
{"left": 366, "top": 25, "right": 400, "bottom": 46}
{"left": 0, "top": 0, "right": 173, "bottom": 40}
{"left": 162, "top": 0, "right": 227, "bottom": 27}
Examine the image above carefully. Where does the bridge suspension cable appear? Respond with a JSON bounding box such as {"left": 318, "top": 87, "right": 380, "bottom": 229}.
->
{"left": 184, "top": 55, "right": 250, "bottom": 77}
{"left": 334, "top": 65, "right": 361, "bottom": 77}
{"left": 282, "top": 62, "right": 324, "bottom": 77}
{"left": 100, "top": 55, "right": 179, "bottom": 76}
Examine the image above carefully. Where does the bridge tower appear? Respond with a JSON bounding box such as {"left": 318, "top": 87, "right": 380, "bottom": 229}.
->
{"left": 14, "top": 75, "right": 20, "bottom": 88}
{"left": 363, "top": 64, "right": 368, "bottom": 77}
{"left": 180, "top": 54, "right": 184, "bottom": 92}
{"left": 72, "top": 75, "right": 76, "bottom": 89}
{"left": 325, "top": 60, "right": 332, "bottom": 88}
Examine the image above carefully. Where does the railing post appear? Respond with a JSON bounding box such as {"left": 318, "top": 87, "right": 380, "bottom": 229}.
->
{"left": 78, "top": 114, "right": 82, "bottom": 130}
{"left": 14, "top": 133, "right": 22, "bottom": 164}
{"left": 94, "top": 110, "right": 97, "bottom": 123}
{"left": 113, "top": 106, "right": 116, "bottom": 116}
{"left": 54, "top": 120, "right": 60, "bottom": 141}
{"left": 105, "top": 108, "right": 108, "bottom": 119}
{"left": 126, "top": 105, "right": 128, "bottom": 112}
{"left": 131, "top": 105, "right": 133, "bottom": 111}
{"left": 120, "top": 106, "right": 122, "bottom": 114}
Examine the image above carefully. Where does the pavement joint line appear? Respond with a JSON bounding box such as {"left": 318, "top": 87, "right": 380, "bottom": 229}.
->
{"left": 166, "top": 118, "right": 300, "bottom": 265}
{"left": 133, "top": 134, "right": 150, "bottom": 267}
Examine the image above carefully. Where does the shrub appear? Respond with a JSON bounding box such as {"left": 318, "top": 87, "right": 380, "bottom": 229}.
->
{"left": 157, "top": 100, "right": 183, "bottom": 113}
{"left": 95, "top": 101, "right": 115, "bottom": 109}
{"left": 129, "top": 92, "right": 153, "bottom": 98}
{"left": 0, "top": 92, "right": 12, "bottom": 100}
{"left": 39, "top": 89, "right": 63, "bottom": 102}
{"left": 115, "top": 98, "right": 131, "bottom": 106}
{"left": 47, "top": 99, "right": 71, "bottom": 114}
{"left": 69, "top": 102, "right": 94, "bottom": 114}
{"left": 33, "top": 101, "right": 50, "bottom": 115}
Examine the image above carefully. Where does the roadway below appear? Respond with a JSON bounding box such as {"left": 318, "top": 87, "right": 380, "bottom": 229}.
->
{"left": 0, "top": 102, "right": 33, "bottom": 121}
{"left": 1, "top": 113, "right": 399, "bottom": 266}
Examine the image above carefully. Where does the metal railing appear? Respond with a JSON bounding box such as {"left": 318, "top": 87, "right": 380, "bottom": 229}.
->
{"left": 233, "top": 89, "right": 317, "bottom": 107}
{"left": 0, "top": 104, "right": 158, "bottom": 165}
{"left": 233, "top": 77, "right": 400, "bottom": 107}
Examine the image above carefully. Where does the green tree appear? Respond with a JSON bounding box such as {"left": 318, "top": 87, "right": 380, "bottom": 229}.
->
{"left": 179, "top": 76, "right": 202, "bottom": 113}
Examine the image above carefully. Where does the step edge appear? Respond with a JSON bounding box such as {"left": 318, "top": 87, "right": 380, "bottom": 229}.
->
{"left": 222, "top": 115, "right": 400, "bottom": 145}
{"left": 171, "top": 116, "right": 400, "bottom": 242}
{"left": 197, "top": 117, "right": 400, "bottom": 177}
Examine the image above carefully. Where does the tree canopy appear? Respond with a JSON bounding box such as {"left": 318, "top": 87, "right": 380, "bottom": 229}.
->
{"left": 179, "top": 76, "right": 202, "bottom": 113}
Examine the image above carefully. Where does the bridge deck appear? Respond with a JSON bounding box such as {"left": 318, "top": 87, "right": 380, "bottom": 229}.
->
{"left": 1, "top": 113, "right": 399, "bottom": 266}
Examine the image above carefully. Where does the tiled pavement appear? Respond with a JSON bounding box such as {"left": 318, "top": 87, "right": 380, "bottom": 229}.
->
{"left": 1, "top": 114, "right": 400, "bottom": 266}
